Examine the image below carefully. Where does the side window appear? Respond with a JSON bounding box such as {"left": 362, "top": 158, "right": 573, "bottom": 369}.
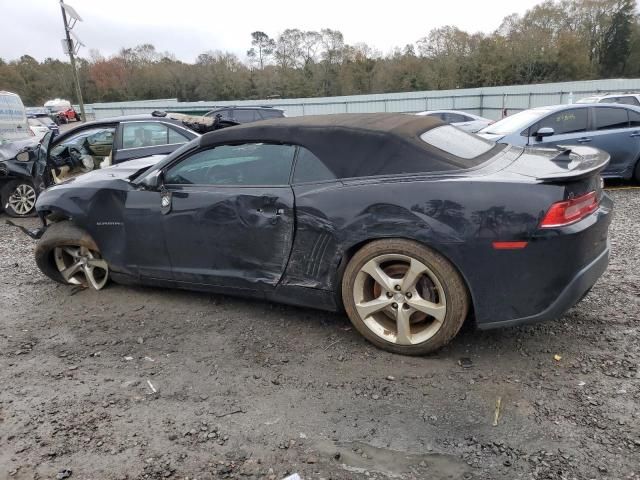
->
{"left": 617, "top": 96, "right": 640, "bottom": 106}
{"left": 446, "top": 113, "right": 467, "bottom": 123}
{"left": 629, "top": 110, "right": 640, "bottom": 128}
{"left": 168, "top": 127, "right": 190, "bottom": 144}
{"left": 292, "top": 147, "right": 337, "bottom": 184}
{"left": 259, "top": 109, "right": 284, "bottom": 119}
{"left": 594, "top": 108, "right": 629, "bottom": 131}
{"left": 50, "top": 127, "right": 115, "bottom": 158}
{"left": 234, "top": 109, "right": 258, "bottom": 123}
{"left": 217, "top": 109, "right": 233, "bottom": 121}
{"left": 535, "top": 108, "right": 588, "bottom": 135}
{"left": 122, "top": 122, "right": 176, "bottom": 149}
{"left": 165, "top": 143, "right": 295, "bottom": 186}
{"left": 206, "top": 109, "right": 233, "bottom": 121}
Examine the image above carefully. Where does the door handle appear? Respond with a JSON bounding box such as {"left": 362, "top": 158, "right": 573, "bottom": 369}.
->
{"left": 630, "top": 131, "right": 640, "bottom": 137}
{"left": 577, "top": 137, "right": 592, "bottom": 143}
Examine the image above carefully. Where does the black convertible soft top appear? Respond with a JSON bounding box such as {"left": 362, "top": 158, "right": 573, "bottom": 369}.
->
{"left": 198, "top": 113, "right": 489, "bottom": 179}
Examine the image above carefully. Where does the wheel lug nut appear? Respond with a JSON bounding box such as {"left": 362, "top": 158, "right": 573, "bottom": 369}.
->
{"left": 406, "top": 292, "right": 412, "bottom": 298}
{"left": 403, "top": 303, "right": 410, "bottom": 310}
{"left": 386, "top": 292, "right": 393, "bottom": 298}
{"left": 394, "top": 285, "right": 401, "bottom": 291}
{"left": 391, "top": 303, "right": 398, "bottom": 309}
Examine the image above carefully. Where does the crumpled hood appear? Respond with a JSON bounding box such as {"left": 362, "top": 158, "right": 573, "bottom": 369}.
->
{"left": 0, "top": 138, "right": 40, "bottom": 161}
{"left": 56, "top": 155, "right": 166, "bottom": 186}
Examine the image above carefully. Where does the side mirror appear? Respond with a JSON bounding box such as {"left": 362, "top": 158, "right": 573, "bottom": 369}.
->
{"left": 15, "top": 151, "right": 31, "bottom": 162}
{"left": 15, "top": 147, "right": 37, "bottom": 162}
{"left": 535, "top": 127, "right": 554, "bottom": 140}
{"left": 140, "top": 169, "right": 164, "bottom": 191}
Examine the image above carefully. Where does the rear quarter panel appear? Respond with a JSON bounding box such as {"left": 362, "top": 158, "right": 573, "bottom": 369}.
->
{"left": 284, "top": 175, "right": 567, "bottom": 323}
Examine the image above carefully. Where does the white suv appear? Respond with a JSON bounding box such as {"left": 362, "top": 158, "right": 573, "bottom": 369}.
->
{"left": 576, "top": 93, "right": 640, "bottom": 107}
{"left": 0, "top": 91, "right": 31, "bottom": 144}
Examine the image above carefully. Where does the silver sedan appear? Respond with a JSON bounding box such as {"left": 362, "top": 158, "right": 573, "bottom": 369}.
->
{"left": 415, "top": 110, "right": 493, "bottom": 133}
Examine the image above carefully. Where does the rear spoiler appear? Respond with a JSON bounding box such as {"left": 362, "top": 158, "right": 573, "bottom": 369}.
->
{"left": 505, "top": 145, "right": 610, "bottom": 183}
{"left": 536, "top": 146, "right": 610, "bottom": 182}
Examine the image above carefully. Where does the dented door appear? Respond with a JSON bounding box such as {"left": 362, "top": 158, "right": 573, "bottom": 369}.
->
{"left": 161, "top": 185, "right": 295, "bottom": 292}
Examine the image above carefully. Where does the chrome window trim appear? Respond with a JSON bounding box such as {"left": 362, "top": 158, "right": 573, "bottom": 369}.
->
{"left": 118, "top": 142, "right": 189, "bottom": 152}
{"left": 118, "top": 120, "right": 200, "bottom": 138}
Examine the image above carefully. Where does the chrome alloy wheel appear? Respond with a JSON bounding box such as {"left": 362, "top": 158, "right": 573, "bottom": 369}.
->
{"left": 352, "top": 254, "right": 447, "bottom": 345}
{"left": 53, "top": 246, "right": 109, "bottom": 290}
{"left": 7, "top": 183, "right": 36, "bottom": 216}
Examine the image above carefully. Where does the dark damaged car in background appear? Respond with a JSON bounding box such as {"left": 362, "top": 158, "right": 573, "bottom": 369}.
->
{"left": 1, "top": 111, "right": 236, "bottom": 217}
{"left": 28, "top": 114, "right": 612, "bottom": 355}
{"left": 1, "top": 90, "right": 40, "bottom": 217}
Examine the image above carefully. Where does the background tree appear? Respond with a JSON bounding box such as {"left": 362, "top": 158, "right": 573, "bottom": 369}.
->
{"left": 246, "top": 31, "right": 275, "bottom": 70}
{"left": 1, "top": 0, "right": 638, "bottom": 106}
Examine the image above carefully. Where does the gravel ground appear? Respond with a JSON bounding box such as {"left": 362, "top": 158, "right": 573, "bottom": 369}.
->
{"left": 0, "top": 188, "right": 638, "bottom": 480}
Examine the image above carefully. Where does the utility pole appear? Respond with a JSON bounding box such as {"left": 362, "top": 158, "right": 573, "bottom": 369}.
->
{"left": 60, "top": 0, "right": 86, "bottom": 121}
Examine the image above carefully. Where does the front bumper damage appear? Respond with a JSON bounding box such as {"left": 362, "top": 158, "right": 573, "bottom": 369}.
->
{"left": 5, "top": 214, "right": 48, "bottom": 239}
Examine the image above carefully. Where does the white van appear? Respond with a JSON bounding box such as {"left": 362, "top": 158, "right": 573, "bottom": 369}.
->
{"left": 0, "top": 91, "right": 32, "bottom": 144}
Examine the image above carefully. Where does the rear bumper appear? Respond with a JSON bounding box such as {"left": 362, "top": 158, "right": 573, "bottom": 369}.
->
{"left": 478, "top": 239, "right": 609, "bottom": 330}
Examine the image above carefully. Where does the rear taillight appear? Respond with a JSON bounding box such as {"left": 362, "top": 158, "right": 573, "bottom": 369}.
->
{"left": 540, "top": 191, "right": 598, "bottom": 228}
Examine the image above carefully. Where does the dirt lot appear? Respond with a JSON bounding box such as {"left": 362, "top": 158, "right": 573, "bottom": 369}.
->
{"left": 0, "top": 188, "right": 638, "bottom": 480}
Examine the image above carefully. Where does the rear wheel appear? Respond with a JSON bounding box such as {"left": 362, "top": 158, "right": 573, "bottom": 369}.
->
{"left": 2, "top": 180, "right": 37, "bottom": 217}
{"left": 342, "top": 239, "right": 469, "bottom": 355}
{"left": 35, "top": 221, "right": 109, "bottom": 290}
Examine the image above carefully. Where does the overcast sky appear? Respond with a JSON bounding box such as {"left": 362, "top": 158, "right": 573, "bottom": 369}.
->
{"left": 2, "top": 0, "right": 542, "bottom": 62}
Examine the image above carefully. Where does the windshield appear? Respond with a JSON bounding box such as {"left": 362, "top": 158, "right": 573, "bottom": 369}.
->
{"left": 34, "top": 116, "right": 55, "bottom": 126}
{"left": 28, "top": 118, "right": 48, "bottom": 128}
{"left": 480, "top": 109, "right": 551, "bottom": 135}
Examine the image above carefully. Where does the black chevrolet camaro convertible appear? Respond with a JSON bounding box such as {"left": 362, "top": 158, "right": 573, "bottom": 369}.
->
{"left": 31, "top": 114, "right": 612, "bottom": 355}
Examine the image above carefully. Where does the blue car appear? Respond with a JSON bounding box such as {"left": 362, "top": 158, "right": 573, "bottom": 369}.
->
{"left": 478, "top": 103, "right": 640, "bottom": 181}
